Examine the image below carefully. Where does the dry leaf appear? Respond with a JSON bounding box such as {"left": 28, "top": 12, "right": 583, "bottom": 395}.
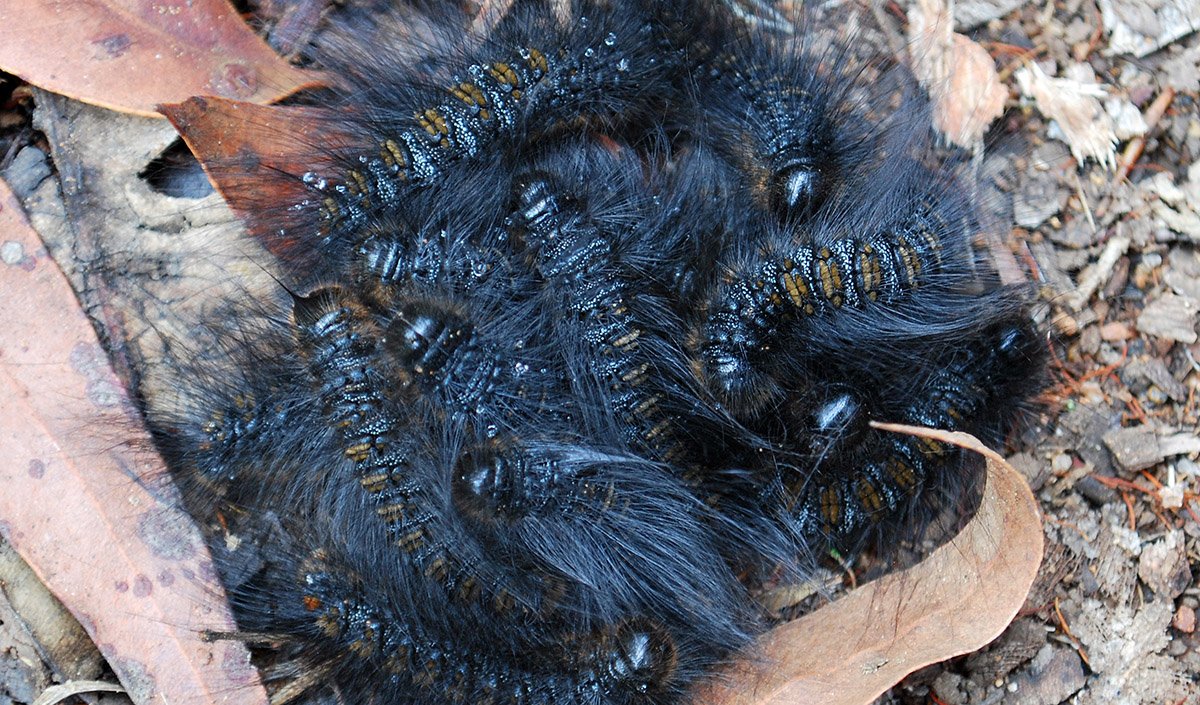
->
{"left": 907, "top": 0, "right": 1007, "bottom": 149}
{"left": 696, "top": 425, "right": 1044, "bottom": 705}
{"left": 160, "top": 96, "right": 359, "bottom": 288}
{"left": 1015, "top": 62, "right": 1119, "bottom": 170}
{"left": 0, "top": 0, "right": 321, "bottom": 118}
{"left": 0, "top": 178, "right": 269, "bottom": 705}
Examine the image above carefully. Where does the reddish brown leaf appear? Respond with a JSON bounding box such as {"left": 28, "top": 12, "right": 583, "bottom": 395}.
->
{"left": 0, "top": 178, "right": 269, "bottom": 705}
{"left": 0, "top": 0, "right": 321, "bottom": 118}
{"left": 161, "top": 96, "right": 362, "bottom": 284}
{"left": 696, "top": 425, "right": 1045, "bottom": 705}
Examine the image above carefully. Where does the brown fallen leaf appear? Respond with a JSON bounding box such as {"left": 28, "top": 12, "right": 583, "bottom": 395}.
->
{"left": 0, "top": 0, "right": 321, "bottom": 118}
{"left": 0, "top": 178, "right": 269, "bottom": 705}
{"left": 907, "top": 0, "right": 1007, "bottom": 150}
{"left": 695, "top": 424, "right": 1044, "bottom": 705}
{"left": 161, "top": 96, "right": 360, "bottom": 288}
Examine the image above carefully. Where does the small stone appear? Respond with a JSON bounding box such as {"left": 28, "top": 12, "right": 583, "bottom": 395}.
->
{"left": 1, "top": 240, "right": 24, "bottom": 265}
{"left": 1079, "top": 324, "right": 1102, "bottom": 355}
{"left": 1174, "top": 605, "right": 1196, "bottom": 633}
{"left": 1159, "top": 482, "right": 1184, "bottom": 509}
{"left": 1103, "top": 425, "right": 1165, "bottom": 473}
{"left": 1, "top": 146, "right": 51, "bottom": 199}
{"left": 1136, "top": 293, "right": 1199, "bottom": 344}
{"left": 1100, "top": 321, "right": 1134, "bottom": 341}
{"left": 1137, "top": 531, "right": 1192, "bottom": 598}
{"left": 1076, "top": 475, "right": 1119, "bottom": 506}
{"left": 1006, "top": 645, "right": 1086, "bottom": 705}
{"left": 1051, "top": 453, "right": 1073, "bottom": 474}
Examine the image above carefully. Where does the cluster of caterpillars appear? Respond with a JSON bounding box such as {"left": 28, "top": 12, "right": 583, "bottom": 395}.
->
{"left": 149, "top": 1, "right": 1044, "bottom": 704}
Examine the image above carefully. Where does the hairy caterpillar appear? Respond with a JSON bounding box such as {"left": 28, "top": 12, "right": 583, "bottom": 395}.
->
{"left": 263, "top": 0, "right": 685, "bottom": 275}
{"left": 229, "top": 535, "right": 692, "bottom": 705}
{"left": 504, "top": 137, "right": 727, "bottom": 479}
{"left": 292, "top": 276, "right": 751, "bottom": 624}
{"left": 694, "top": 163, "right": 975, "bottom": 413}
{"left": 673, "top": 2, "right": 877, "bottom": 223}
{"left": 156, "top": 262, "right": 754, "bottom": 703}
{"left": 764, "top": 311, "right": 1044, "bottom": 551}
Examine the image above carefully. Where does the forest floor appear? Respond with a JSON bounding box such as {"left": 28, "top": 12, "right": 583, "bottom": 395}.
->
{"left": 0, "top": 1, "right": 1197, "bottom": 704}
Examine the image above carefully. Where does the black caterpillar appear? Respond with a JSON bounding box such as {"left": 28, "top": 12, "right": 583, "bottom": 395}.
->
{"left": 243, "top": 539, "right": 689, "bottom": 705}
{"left": 505, "top": 138, "right": 734, "bottom": 483}
{"left": 277, "top": 0, "right": 685, "bottom": 265}
{"left": 137, "top": 0, "right": 1047, "bottom": 703}
{"left": 754, "top": 310, "right": 1044, "bottom": 552}
{"left": 694, "top": 164, "right": 974, "bottom": 413}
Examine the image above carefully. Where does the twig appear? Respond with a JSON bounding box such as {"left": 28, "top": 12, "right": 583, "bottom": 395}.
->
{"left": 1113, "top": 87, "right": 1177, "bottom": 186}
{"left": 1064, "top": 233, "right": 1131, "bottom": 311}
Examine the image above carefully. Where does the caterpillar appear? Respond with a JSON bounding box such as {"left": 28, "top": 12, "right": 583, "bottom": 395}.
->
{"left": 504, "top": 138, "right": 723, "bottom": 478}
{"left": 686, "top": 12, "right": 874, "bottom": 222}
{"left": 768, "top": 310, "right": 1045, "bottom": 550}
{"left": 289, "top": 259, "right": 752, "bottom": 633}
{"left": 226, "top": 535, "right": 693, "bottom": 705}
{"left": 155, "top": 260, "right": 754, "bottom": 703}
{"left": 264, "top": 0, "right": 686, "bottom": 272}
{"left": 693, "top": 166, "right": 975, "bottom": 414}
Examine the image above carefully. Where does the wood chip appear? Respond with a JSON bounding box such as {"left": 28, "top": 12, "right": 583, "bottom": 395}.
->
{"left": 907, "top": 0, "right": 1007, "bottom": 149}
{"left": 1136, "top": 532, "right": 1192, "bottom": 599}
{"left": 1015, "top": 63, "right": 1118, "bottom": 170}
{"left": 1123, "top": 358, "right": 1190, "bottom": 402}
{"left": 1065, "top": 235, "right": 1131, "bottom": 311}
{"left": 1103, "top": 425, "right": 1165, "bottom": 473}
{"left": 1136, "top": 293, "right": 1199, "bottom": 343}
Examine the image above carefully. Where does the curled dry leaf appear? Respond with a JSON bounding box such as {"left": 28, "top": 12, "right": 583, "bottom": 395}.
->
{"left": 906, "top": 0, "right": 1007, "bottom": 149}
{"left": 0, "top": 0, "right": 321, "bottom": 118}
{"left": 160, "top": 96, "right": 358, "bottom": 288}
{"left": 1015, "top": 62, "right": 1119, "bottom": 170}
{"left": 0, "top": 179, "right": 269, "bottom": 705}
{"left": 695, "top": 424, "right": 1044, "bottom": 705}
